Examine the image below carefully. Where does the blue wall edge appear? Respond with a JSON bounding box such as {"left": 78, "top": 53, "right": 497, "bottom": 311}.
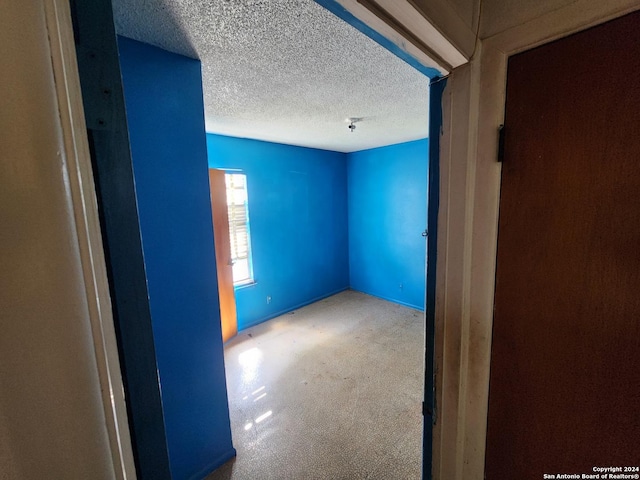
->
{"left": 349, "top": 288, "right": 425, "bottom": 312}
{"left": 422, "top": 76, "right": 446, "bottom": 480}
{"left": 118, "top": 37, "right": 235, "bottom": 480}
{"left": 187, "top": 447, "right": 236, "bottom": 480}
{"left": 313, "top": 0, "right": 440, "bottom": 79}
{"left": 235, "top": 287, "right": 350, "bottom": 333}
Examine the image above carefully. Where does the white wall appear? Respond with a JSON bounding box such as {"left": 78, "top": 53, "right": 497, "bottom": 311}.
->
{"left": 452, "top": 0, "right": 480, "bottom": 29}
{"left": 0, "top": 1, "right": 131, "bottom": 478}
{"left": 411, "top": 0, "right": 480, "bottom": 38}
{"left": 480, "top": 0, "right": 640, "bottom": 38}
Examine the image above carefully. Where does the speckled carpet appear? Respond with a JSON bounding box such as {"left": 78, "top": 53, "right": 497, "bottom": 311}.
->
{"left": 206, "top": 290, "right": 424, "bottom": 480}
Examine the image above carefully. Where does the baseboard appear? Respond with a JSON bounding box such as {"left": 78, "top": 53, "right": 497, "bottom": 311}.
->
{"left": 238, "top": 286, "right": 350, "bottom": 331}
{"left": 348, "top": 288, "right": 425, "bottom": 312}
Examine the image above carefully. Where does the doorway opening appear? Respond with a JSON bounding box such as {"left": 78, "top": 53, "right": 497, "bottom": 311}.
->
{"left": 188, "top": 0, "right": 429, "bottom": 475}
{"left": 189, "top": 2, "right": 434, "bottom": 475}
{"left": 72, "top": 0, "right": 450, "bottom": 478}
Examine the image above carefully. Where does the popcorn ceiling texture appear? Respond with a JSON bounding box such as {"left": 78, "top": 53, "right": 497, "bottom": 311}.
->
{"left": 113, "top": 0, "right": 430, "bottom": 153}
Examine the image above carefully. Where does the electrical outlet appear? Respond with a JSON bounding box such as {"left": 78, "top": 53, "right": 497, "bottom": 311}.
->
{"left": 267, "top": 296, "right": 272, "bottom": 304}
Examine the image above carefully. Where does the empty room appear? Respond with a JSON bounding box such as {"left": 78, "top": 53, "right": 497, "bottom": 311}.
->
{"left": 113, "top": 0, "right": 433, "bottom": 478}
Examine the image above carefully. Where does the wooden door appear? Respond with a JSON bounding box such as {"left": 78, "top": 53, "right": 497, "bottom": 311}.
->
{"left": 486, "top": 11, "right": 640, "bottom": 478}
{"left": 209, "top": 169, "right": 238, "bottom": 342}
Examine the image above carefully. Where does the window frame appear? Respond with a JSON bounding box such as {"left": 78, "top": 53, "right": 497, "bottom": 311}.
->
{"left": 224, "top": 171, "right": 255, "bottom": 287}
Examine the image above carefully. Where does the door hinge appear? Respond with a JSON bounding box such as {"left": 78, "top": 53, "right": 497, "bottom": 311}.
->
{"left": 422, "top": 401, "right": 434, "bottom": 421}
{"left": 497, "top": 124, "right": 505, "bottom": 163}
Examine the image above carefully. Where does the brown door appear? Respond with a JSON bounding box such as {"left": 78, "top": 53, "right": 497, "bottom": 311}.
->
{"left": 486, "top": 11, "right": 640, "bottom": 478}
{"left": 209, "top": 169, "right": 238, "bottom": 342}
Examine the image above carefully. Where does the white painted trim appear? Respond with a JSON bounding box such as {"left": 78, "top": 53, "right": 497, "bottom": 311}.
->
{"left": 431, "top": 58, "right": 484, "bottom": 480}
{"left": 373, "top": 0, "right": 469, "bottom": 67}
{"left": 433, "top": 2, "right": 640, "bottom": 479}
{"left": 331, "top": 0, "right": 457, "bottom": 74}
{"left": 43, "top": 1, "right": 137, "bottom": 478}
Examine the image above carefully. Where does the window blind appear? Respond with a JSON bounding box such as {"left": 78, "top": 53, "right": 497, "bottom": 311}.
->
{"left": 225, "top": 173, "right": 252, "bottom": 284}
{"left": 228, "top": 201, "right": 248, "bottom": 262}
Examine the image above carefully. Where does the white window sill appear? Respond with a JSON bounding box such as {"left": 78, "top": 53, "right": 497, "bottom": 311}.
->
{"left": 234, "top": 280, "right": 256, "bottom": 290}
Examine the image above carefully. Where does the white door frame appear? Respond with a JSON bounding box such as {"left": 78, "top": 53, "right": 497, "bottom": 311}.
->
{"left": 43, "top": 0, "right": 136, "bottom": 477}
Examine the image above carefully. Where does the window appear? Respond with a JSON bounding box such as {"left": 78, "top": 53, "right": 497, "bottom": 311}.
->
{"left": 225, "top": 173, "right": 253, "bottom": 285}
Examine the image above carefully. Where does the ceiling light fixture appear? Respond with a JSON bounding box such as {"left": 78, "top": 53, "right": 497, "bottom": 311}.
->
{"left": 346, "top": 117, "right": 362, "bottom": 133}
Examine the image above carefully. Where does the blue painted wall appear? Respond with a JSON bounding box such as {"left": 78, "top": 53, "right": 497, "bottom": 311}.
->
{"left": 348, "top": 139, "right": 428, "bottom": 310}
{"left": 207, "top": 134, "right": 350, "bottom": 330}
{"left": 118, "top": 37, "right": 235, "bottom": 480}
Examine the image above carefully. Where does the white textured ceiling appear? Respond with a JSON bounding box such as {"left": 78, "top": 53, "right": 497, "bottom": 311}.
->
{"left": 113, "top": 0, "right": 431, "bottom": 153}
